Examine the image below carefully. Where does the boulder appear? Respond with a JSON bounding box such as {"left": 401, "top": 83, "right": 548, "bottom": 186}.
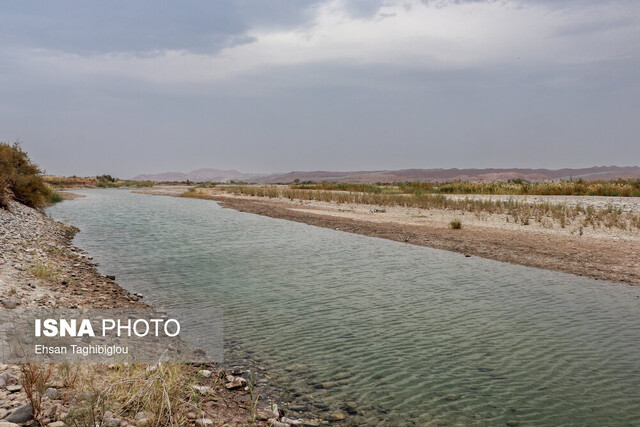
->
{"left": 4, "top": 404, "right": 33, "bottom": 423}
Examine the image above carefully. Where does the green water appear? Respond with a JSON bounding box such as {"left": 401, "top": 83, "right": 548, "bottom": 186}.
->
{"left": 48, "top": 189, "right": 640, "bottom": 425}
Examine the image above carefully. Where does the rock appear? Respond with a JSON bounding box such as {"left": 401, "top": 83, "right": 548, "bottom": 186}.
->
{"left": 42, "top": 387, "right": 59, "bottom": 400}
{"left": 268, "top": 419, "right": 288, "bottom": 427}
{"left": 282, "top": 417, "right": 303, "bottom": 425}
{"left": 49, "top": 379, "right": 64, "bottom": 388}
{"left": 0, "top": 422, "right": 20, "bottom": 427}
{"left": 191, "top": 385, "right": 214, "bottom": 395}
{"left": 289, "top": 405, "right": 308, "bottom": 412}
{"left": 5, "top": 385, "right": 21, "bottom": 393}
{"left": 135, "top": 412, "right": 150, "bottom": 420}
{"left": 102, "top": 417, "right": 121, "bottom": 427}
{"left": 330, "top": 412, "right": 347, "bottom": 421}
{"left": 224, "top": 378, "right": 246, "bottom": 390}
{"left": 197, "top": 369, "right": 212, "bottom": 378}
{"left": 44, "top": 404, "right": 61, "bottom": 418}
{"left": 48, "top": 422, "right": 65, "bottom": 427}
{"left": 0, "top": 298, "right": 20, "bottom": 309}
{"left": 231, "top": 366, "right": 243, "bottom": 375}
{"left": 135, "top": 419, "right": 150, "bottom": 427}
{"left": 194, "top": 419, "right": 213, "bottom": 426}
{"left": 0, "top": 371, "right": 17, "bottom": 388}
{"left": 344, "top": 401, "right": 357, "bottom": 410}
{"left": 4, "top": 404, "right": 33, "bottom": 423}
{"left": 187, "top": 412, "right": 197, "bottom": 420}
{"left": 256, "top": 411, "right": 271, "bottom": 421}
{"left": 302, "top": 420, "right": 321, "bottom": 427}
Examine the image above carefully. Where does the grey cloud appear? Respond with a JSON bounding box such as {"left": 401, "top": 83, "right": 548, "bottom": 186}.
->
{"left": 0, "top": 0, "right": 321, "bottom": 55}
{"left": 0, "top": 0, "right": 638, "bottom": 177}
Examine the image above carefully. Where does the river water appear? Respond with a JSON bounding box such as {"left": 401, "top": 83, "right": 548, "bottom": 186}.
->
{"left": 47, "top": 189, "right": 640, "bottom": 425}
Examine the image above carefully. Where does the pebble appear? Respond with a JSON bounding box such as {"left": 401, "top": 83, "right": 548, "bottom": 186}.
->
{"left": 194, "top": 419, "right": 213, "bottom": 426}
{"left": 103, "top": 417, "right": 121, "bottom": 427}
{"left": 43, "top": 387, "right": 59, "bottom": 400}
{"left": 0, "top": 298, "right": 20, "bottom": 309}
{"left": 330, "top": 412, "right": 347, "bottom": 421}
{"left": 192, "top": 385, "right": 215, "bottom": 395}
{"left": 225, "top": 378, "right": 247, "bottom": 390}
{"left": 198, "top": 369, "right": 212, "bottom": 378}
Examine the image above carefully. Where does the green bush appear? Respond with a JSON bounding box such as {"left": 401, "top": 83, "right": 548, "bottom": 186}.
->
{"left": 0, "top": 142, "right": 52, "bottom": 209}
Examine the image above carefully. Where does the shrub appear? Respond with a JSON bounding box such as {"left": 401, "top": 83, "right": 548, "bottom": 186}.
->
{"left": 0, "top": 142, "right": 51, "bottom": 209}
{"left": 450, "top": 219, "right": 463, "bottom": 229}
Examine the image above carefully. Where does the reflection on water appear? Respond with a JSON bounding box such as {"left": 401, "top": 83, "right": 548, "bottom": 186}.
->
{"left": 48, "top": 189, "right": 640, "bottom": 425}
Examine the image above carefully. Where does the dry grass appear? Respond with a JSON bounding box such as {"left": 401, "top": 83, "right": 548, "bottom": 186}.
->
{"left": 197, "top": 185, "right": 640, "bottom": 231}
{"left": 19, "top": 362, "right": 205, "bottom": 426}
{"left": 450, "top": 219, "right": 463, "bottom": 229}
{"left": 292, "top": 178, "right": 640, "bottom": 197}
{"left": 28, "top": 261, "right": 60, "bottom": 282}
{"left": 21, "top": 363, "right": 54, "bottom": 425}
{"left": 64, "top": 363, "right": 201, "bottom": 427}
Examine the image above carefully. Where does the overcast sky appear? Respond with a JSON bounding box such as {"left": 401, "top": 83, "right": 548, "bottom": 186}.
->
{"left": 1, "top": 0, "right": 638, "bottom": 177}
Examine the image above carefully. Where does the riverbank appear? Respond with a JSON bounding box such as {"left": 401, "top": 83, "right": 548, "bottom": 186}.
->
{"left": 0, "top": 199, "right": 308, "bottom": 426}
{"left": 138, "top": 186, "right": 640, "bottom": 286}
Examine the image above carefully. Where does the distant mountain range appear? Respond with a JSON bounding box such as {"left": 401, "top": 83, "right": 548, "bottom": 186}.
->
{"left": 132, "top": 166, "right": 640, "bottom": 184}
{"left": 133, "top": 168, "right": 253, "bottom": 183}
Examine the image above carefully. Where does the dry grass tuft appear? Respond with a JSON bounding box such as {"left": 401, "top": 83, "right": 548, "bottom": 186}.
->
{"left": 21, "top": 363, "right": 54, "bottom": 425}
{"left": 449, "top": 219, "right": 463, "bottom": 229}
{"left": 28, "top": 261, "right": 60, "bottom": 282}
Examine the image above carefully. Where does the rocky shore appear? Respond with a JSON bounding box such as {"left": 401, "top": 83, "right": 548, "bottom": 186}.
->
{"left": 0, "top": 199, "right": 317, "bottom": 426}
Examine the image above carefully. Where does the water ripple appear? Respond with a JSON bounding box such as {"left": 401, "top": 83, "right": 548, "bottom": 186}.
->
{"left": 47, "top": 190, "right": 640, "bottom": 425}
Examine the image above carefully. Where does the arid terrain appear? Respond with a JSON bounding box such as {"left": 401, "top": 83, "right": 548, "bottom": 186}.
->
{"left": 137, "top": 185, "right": 640, "bottom": 286}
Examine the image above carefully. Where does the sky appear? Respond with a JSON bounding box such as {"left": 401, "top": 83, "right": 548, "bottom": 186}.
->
{"left": 0, "top": 0, "right": 639, "bottom": 177}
